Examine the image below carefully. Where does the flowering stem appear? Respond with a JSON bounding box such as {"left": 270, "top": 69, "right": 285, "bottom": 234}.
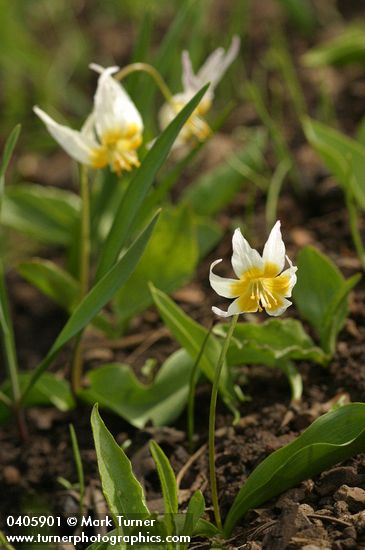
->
{"left": 187, "top": 323, "right": 213, "bottom": 453}
{"left": 345, "top": 188, "right": 365, "bottom": 272}
{"left": 208, "top": 313, "right": 239, "bottom": 531}
{"left": 0, "top": 260, "right": 28, "bottom": 440}
{"left": 71, "top": 164, "right": 90, "bottom": 395}
{"left": 114, "top": 63, "right": 173, "bottom": 103}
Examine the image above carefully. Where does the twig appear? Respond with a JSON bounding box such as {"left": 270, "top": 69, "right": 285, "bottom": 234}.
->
{"left": 176, "top": 444, "right": 207, "bottom": 490}
{"left": 308, "top": 513, "right": 351, "bottom": 527}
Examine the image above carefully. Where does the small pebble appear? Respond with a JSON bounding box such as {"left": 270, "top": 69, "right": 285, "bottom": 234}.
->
{"left": 299, "top": 503, "right": 315, "bottom": 515}
{"left": 334, "top": 485, "right": 365, "bottom": 512}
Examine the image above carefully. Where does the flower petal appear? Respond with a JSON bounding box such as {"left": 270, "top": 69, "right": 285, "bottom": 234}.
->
{"left": 260, "top": 259, "right": 297, "bottom": 315}
{"left": 209, "top": 259, "right": 241, "bottom": 298}
{"left": 280, "top": 256, "right": 297, "bottom": 296}
{"left": 89, "top": 62, "right": 106, "bottom": 74}
{"left": 196, "top": 35, "right": 240, "bottom": 92}
{"left": 265, "top": 298, "right": 292, "bottom": 317}
{"left": 33, "top": 106, "right": 96, "bottom": 165}
{"left": 93, "top": 66, "right": 143, "bottom": 140}
{"left": 231, "top": 228, "right": 263, "bottom": 278}
{"left": 81, "top": 112, "right": 96, "bottom": 140}
{"left": 262, "top": 220, "right": 285, "bottom": 275}
{"left": 181, "top": 51, "right": 197, "bottom": 94}
{"left": 212, "top": 297, "right": 243, "bottom": 318}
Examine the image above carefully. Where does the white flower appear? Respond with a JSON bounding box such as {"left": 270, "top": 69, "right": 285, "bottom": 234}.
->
{"left": 210, "top": 221, "right": 297, "bottom": 317}
{"left": 159, "top": 36, "right": 240, "bottom": 149}
{"left": 33, "top": 66, "right": 143, "bottom": 174}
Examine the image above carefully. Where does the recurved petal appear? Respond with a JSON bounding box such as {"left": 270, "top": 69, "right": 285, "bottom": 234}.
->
{"left": 197, "top": 35, "right": 240, "bottom": 91}
{"left": 262, "top": 220, "right": 285, "bottom": 275}
{"left": 231, "top": 228, "right": 263, "bottom": 278}
{"left": 209, "top": 259, "right": 241, "bottom": 298}
{"left": 279, "top": 256, "right": 297, "bottom": 297}
{"left": 265, "top": 298, "right": 292, "bottom": 317}
{"left": 182, "top": 51, "right": 199, "bottom": 94}
{"left": 33, "top": 106, "right": 96, "bottom": 165}
{"left": 93, "top": 66, "right": 143, "bottom": 139}
{"left": 89, "top": 62, "right": 104, "bottom": 74}
{"left": 212, "top": 296, "right": 243, "bottom": 318}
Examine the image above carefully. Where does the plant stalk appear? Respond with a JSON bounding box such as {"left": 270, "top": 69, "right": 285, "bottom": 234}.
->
{"left": 0, "top": 261, "right": 27, "bottom": 440}
{"left": 71, "top": 165, "right": 90, "bottom": 395}
{"left": 346, "top": 189, "right": 365, "bottom": 272}
{"left": 208, "top": 314, "right": 238, "bottom": 530}
{"left": 187, "top": 323, "right": 213, "bottom": 453}
{"left": 115, "top": 62, "right": 173, "bottom": 103}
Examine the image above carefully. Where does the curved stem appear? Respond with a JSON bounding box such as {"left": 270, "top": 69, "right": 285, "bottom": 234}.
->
{"left": 208, "top": 314, "right": 239, "bottom": 531}
{"left": 114, "top": 63, "right": 173, "bottom": 103}
{"left": 71, "top": 165, "right": 90, "bottom": 395}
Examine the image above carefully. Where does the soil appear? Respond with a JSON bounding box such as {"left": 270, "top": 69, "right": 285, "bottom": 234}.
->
{"left": 2, "top": 2, "right": 365, "bottom": 549}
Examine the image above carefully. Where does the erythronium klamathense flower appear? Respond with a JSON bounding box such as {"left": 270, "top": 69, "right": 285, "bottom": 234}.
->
{"left": 210, "top": 221, "right": 297, "bottom": 317}
{"left": 34, "top": 65, "right": 143, "bottom": 174}
{"left": 158, "top": 35, "right": 240, "bottom": 149}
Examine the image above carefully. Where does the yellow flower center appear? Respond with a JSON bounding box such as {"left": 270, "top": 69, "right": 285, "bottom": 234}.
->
{"left": 230, "top": 263, "right": 290, "bottom": 313}
{"left": 172, "top": 97, "right": 212, "bottom": 144}
{"left": 90, "top": 123, "right": 142, "bottom": 174}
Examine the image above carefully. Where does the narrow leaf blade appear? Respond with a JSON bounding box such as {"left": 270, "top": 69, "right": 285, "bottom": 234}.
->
{"left": 224, "top": 403, "right": 365, "bottom": 534}
{"left": 149, "top": 440, "right": 178, "bottom": 516}
{"left": 21, "top": 212, "right": 159, "bottom": 401}
{"left": 95, "top": 85, "right": 209, "bottom": 280}
{"left": 91, "top": 404, "right": 149, "bottom": 524}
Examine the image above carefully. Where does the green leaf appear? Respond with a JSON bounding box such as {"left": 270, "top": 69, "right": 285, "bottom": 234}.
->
{"left": 215, "top": 319, "right": 318, "bottom": 401}
{"left": 0, "top": 124, "right": 21, "bottom": 213}
{"left": 321, "top": 273, "right": 362, "bottom": 355}
{"left": 85, "top": 538, "right": 115, "bottom": 550}
{"left": 182, "top": 130, "right": 267, "bottom": 216}
{"left": 218, "top": 318, "right": 328, "bottom": 366}
{"left": 0, "top": 126, "right": 21, "bottom": 408}
{"left": 18, "top": 258, "right": 114, "bottom": 335}
{"left": 69, "top": 425, "right": 85, "bottom": 508}
{"left": 21, "top": 212, "right": 159, "bottom": 402}
{"left": 277, "top": 0, "right": 317, "bottom": 35}
{"left": 293, "top": 246, "right": 360, "bottom": 354}
{"left": 79, "top": 349, "right": 194, "bottom": 428}
{"left": 0, "top": 372, "right": 75, "bottom": 423}
{"left": 114, "top": 204, "right": 198, "bottom": 324}
{"left": 303, "top": 117, "right": 365, "bottom": 209}
{"left": 182, "top": 491, "right": 205, "bottom": 539}
{"left": 0, "top": 529, "right": 16, "bottom": 550}
{"left": 95, "top": 84, "right": 209, "bottom": 281}
{"left": 225, "top": 403, "right": 365, "bottom": 535}
{"left": 195, "top": 216, "right": 223, "bottom": 259}
{"left": 150, "top": 285, "right": 238, "bottom": 415}
{"left": 149, "top": 440, "right": 178, "bottom": 517}
{"left": 91, "top": 404, "right": 149, "bottom": 527}
{"left": 136, "top": 0, "right": 194, "bottom": 122}
{"left": 303, "top": 25, "right": 365, "bottom": 67}
{"left": 18, "top": 259, "right": 79, "bottom": 311}
{"left": 279, "top": 360, "right": 303, "bottom": 402}
{"left": 2, "top": 184, "right": 80, "bottom": 245}
{"left": 193, "top": 518, "right": 221, "bottom": 538}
